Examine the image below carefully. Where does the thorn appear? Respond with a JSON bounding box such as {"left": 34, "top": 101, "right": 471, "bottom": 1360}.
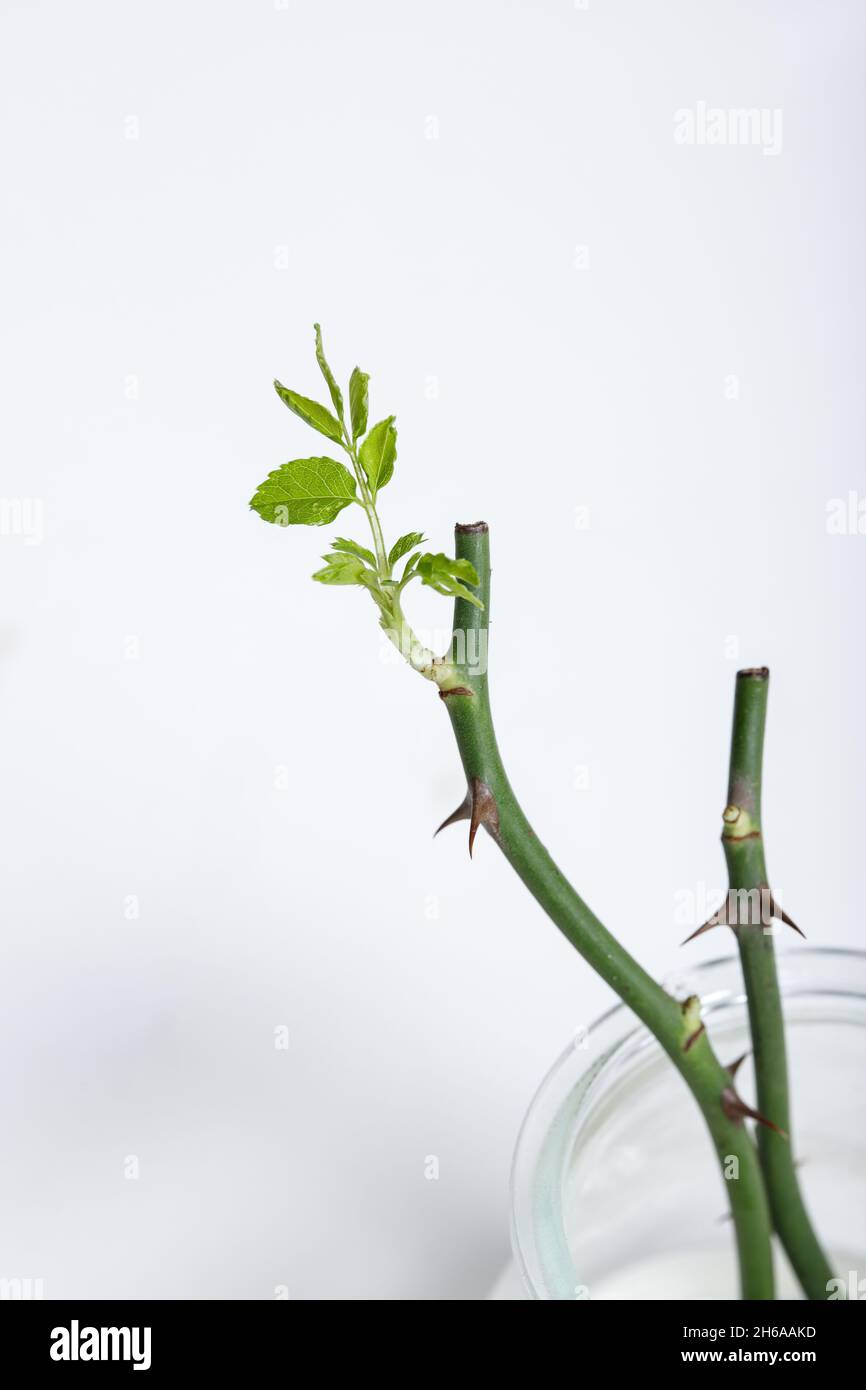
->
{"left": 682, "top": 889, "right": 806, "bottom": 943}
{"left": 468, "top": 778, "right": 500, "bottom": 857}
{"left": 770, "top": 896, "right": 806, "bottom": 939}
{"left": 468, "top": 797, "right": 482, "bottom": 857}
{"left": 726, "top": 1052, "right": 750, "bottom": 1082}
{"left": 434, "top": 777, "right": 500, "bottom": 857}
{"left": 681, "top": 918, "right": 722, "bottom": 945}
{"left": 721, "top": 1085, "right": 788, "bottom": 1139}
{"left": 434, "top": 789, "right": 472, "bottom": 837}
{"left": 681, "top": 905, "right": 728, "bottom": 945}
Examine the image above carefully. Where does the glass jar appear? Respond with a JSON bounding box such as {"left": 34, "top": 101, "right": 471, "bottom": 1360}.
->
{"left": 508, "top": 947, "right": 866, "bottom": 1300}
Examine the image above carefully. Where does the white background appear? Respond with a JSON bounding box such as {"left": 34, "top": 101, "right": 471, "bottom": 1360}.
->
{"left": 1, "top": 0, "right": 864, "bottom": 1299}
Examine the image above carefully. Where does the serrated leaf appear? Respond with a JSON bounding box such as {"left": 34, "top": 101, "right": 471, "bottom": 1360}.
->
{"left": 331, "top": 536, "right": 376, "bottom": 568}
{"left": 417, "top": 552, "right": 483, "bottom": 608}
{"left": 388, "top": 531, "right": 426, "bottom": 568}
{"left": 349, "top": 368, "right": 369, "bottom": 441}
{"left": 358, "top": 416, "right": 397, "bottom": 494}
{"left": 313, "top": 324, "right": 344, "bottom": 422}
{"left": 446, "top": 557, "right": 480, "bottom": 586}
{"left": 417, "top": 553, "right": 480, "bottom": 586}
{"left": 273, "top": 380, "right": 344, "bottom": 444}
{"left": 249, "top": 457, "right": 357, "bottom": 526}
{"left": 312, "top": 553, "right": 366, "bottom": 585}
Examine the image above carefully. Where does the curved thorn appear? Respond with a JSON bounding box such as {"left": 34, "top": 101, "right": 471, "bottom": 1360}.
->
{"left": 681, "top": 911, "right": 726, "bottom": 946}
{"left": 435, "top": 778, "right": 500, "bottom": 858}
{"left": 721, "top": 1085, "right": 788, "bottom": 1139}
{"left": 468, "top": 778, "right": 500, "bottom": 858}
{"left": 726, "top": 1051, "right": 750, "bottom": 1082}
{"left": 738, "top": 1100, "right": 788, "bottom": 1140}
{"left": 770, "top": 896, "right": 806, "bottom": 939}
{"left": 434, "top": 789, "right": 472, "bottom": 838}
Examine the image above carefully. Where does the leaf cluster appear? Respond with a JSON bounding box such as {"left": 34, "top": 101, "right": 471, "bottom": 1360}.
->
{"left": 249, "top": 326, "right": 482, "bottom": 612}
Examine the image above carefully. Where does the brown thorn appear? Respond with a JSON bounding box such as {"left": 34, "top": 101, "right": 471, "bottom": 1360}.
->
{"left": 468, "top": 778, "right": 500, "bottom": 858}
{"left": 721, "top": 1085, "right": 788, "bottom": 1139}
{"left": 468, "top": 806, "right": 481, "bottom": 857}
{"left": 680, "top": 908, "right": 728, "bottom": 946}
{"left": 770, "top": 896, "right": 806, "bottom": 939}
{"left": 434, "top": 789, "right": 472, "bottom": 837}
{"left": 726, "top": 1052, "right": 750, "bottom": 1082}
{"left": 721, "top": 1086, "right": 740, "bottom": 1124}
{"left": 434, "top": 778, "right": 500, "bottom": 858}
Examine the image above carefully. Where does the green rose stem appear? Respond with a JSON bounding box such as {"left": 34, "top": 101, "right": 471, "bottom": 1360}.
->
{"left": 716, "top": 669, "right": 834, "bottom": 1300}
{"left": 436, "top": 523, "right": 774, "bottom": 1300}
{"left": 250, "top": 328, "right": 778, "bottom": 1298}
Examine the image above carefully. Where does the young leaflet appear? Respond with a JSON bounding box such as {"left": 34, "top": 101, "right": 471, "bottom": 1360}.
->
{"left": 249, "top": 325, "right": 482, "bottom": 687}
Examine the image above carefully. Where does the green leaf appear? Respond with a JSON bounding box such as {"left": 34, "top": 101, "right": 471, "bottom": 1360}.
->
{"left": 388, "top": 531, "right": 426, "bottom": 568}
{"left": 358, "top": 416, "right": 397, "bottom": 494}
{"left": 331, "top": 536, "right": 377, "bottom": 568}
{"left": 273, "top": 380, "right": 343, "bottom": 444}
{"left": 417, "top": 552, "right": 483, "bottom": 608}
{"left": 313, "top": 324, "right": 344, "bottom": 423}
{"left": 249, "top": 457, "right": 357, "bottom": 526}
{"left": 312, "top": 554, "right": 385, "bottom": 603}
{"left": 446, "top": 557, "right": 480, "bottom": 586}
{"left": 312, "top": 553, "right": 366, "bottom": 585}
{"left": 400, "top": 551, "right": 422, "bottom": 584}
{"left": 349, "top": 368, "right": 369, "bottom": 441}
{"left": 355, "top": 568, "right": 383, "bottom": 595}
{"left": 417, "top": 553, "right": 480, "bottom": 586}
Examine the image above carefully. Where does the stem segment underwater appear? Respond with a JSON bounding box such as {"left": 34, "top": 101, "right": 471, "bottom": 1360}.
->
{"left": 721, "top": 669, "right": 835, "bottom": 1300}
{"left": 437, "top": 522, "right": 774, "bottom": 1299}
